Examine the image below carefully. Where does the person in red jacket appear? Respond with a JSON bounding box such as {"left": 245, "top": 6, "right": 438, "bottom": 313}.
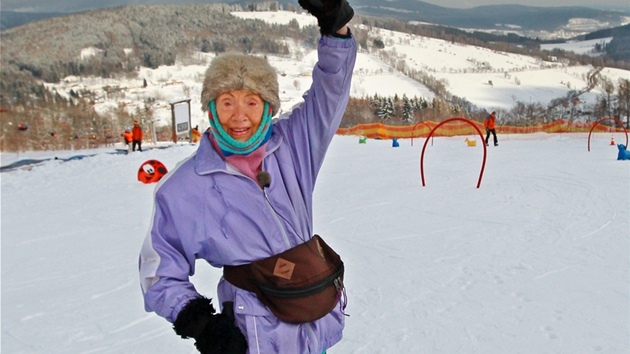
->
{"left": 484, "top": 111, "right": 498, "bottom": 146}
{"left": 123, "top": 129, "right": 133, "bottom": 146}
{"left": 132, "top": 121, "right": 143, "bottom": 152}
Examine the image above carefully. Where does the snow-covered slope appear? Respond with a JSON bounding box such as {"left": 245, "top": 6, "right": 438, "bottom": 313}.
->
{"left": 1, "top": 133, "right": 628, "bottom": 352}
{"left": 43, "top": 10, "right": 629, "bottom": 134}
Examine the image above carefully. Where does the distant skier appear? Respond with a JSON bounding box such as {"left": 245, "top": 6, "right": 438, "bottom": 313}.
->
{"left": 131, "top": 121, "right": 143, "bottom": 152}
{"left": 484, "top": 111, "right": 498, "bottom": 146}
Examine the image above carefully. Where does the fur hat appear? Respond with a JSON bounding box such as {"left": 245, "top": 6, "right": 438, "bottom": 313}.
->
{"left": 201, "top": 53, "right": 280, "bottom": 116}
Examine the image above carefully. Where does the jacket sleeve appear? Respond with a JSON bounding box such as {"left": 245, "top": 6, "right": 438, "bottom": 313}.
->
{"left": 139, "top": 188, "right": 200, "bottom": 323}
{"left": 277, "top": 34, "right": 357, "bottom": 187}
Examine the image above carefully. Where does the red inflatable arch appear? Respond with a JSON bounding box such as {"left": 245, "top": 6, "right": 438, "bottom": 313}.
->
{"left": 587, "top": 117, "right": 628, "bottom": 152}
{"left": 420, "top": 117, "right": 487, "bottom": 188}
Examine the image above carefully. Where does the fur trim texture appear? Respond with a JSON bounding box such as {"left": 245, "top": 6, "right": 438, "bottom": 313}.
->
{"left": 201, "top": 53, "right": 280, "bottom": 116}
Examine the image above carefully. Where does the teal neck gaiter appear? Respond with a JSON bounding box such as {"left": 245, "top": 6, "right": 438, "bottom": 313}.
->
{"left": 208, "top": 100, "right": 273, "bottom": 156}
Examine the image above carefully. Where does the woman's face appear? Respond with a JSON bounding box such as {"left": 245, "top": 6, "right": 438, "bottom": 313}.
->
{"left": 215, "top": 90, "right": 265, "bottom": 142}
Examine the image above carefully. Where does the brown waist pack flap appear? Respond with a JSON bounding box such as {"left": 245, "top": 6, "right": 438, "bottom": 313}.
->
{"left": 223, "top": 235, "right": 344, "bottom": 324}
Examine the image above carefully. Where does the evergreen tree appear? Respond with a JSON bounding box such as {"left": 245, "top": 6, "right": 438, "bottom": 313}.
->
{"left": 402, "top": 95, "right": 414, "bottom": 123}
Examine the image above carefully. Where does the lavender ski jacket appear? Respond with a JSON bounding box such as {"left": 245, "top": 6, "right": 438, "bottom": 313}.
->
{"left": 139, "top": 35, "right": 356, "bottom": 354}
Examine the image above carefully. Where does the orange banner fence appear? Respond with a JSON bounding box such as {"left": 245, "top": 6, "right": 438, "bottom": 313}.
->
{"left": 337, "top": 119, "right": 627, "bottom": 139}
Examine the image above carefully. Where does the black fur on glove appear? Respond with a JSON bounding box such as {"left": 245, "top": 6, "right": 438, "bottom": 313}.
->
{"left": 298, "top": 0, "right": 354, "bottom": 35}
{"left": 173, "top": 297, "right": 247, "bottom": 354}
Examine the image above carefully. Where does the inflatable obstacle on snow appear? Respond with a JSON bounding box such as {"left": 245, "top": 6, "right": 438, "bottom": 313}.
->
{"left": 138, "top": 160, "right": 168, "bottom": 184}
{"left": 617, "top": 144, "right": 630, "bottom": 160}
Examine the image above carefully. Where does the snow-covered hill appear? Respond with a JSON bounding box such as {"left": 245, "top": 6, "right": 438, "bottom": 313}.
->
{"left": 44, "top": 10, "right": 630, "bottom": 133}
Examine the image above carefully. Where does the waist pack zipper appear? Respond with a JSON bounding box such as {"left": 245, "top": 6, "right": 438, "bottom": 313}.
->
{"left": 256, "top": 265, "right": 344, "bottom": 298}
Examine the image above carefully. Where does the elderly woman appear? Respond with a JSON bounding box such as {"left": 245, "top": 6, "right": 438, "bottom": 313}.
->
{"left": 138, "top": 1, "right": 356, "bottom": 353}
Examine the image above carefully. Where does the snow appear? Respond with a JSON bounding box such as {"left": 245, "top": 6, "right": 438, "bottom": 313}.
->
{"left": 80, "top": 47, "right": 104, "bottom": 60}
{"left": 2, "top": 133, "right": 629, "bottom": 353}
{"left": 2, "top": 10, "right": 629, "bottom": 353}
{"left": 540, "top": 37, "right": 614, "bottom": 56}
{"left": 41, "top": 11, "right": 630, "bottom": 134}
{"left": 562, "top": 18, "right": 617, "bottom": 33}
{"left": 231, "top": 11, "right": 317, "bottom": 26}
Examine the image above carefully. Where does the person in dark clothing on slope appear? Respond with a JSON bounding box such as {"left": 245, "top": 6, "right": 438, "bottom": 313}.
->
{"left": 132, "top": 121, "right": 143, "bottom": 151}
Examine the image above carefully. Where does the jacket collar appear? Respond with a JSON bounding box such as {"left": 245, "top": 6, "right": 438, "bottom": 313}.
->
{"left": 194, "top": 129, "right": 282, "bottom": 175}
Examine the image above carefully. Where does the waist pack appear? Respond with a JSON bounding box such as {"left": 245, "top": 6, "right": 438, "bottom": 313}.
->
{"left": 223, "top": 235, "right": 344, "bottom": 324}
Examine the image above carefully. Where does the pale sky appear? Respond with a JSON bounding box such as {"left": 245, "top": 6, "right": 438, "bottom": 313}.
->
{"left": 421, "top": 0, "right": 628, "bottom": 9}
{"left": 2, "top": 0, "right": 630, "bottom": 12}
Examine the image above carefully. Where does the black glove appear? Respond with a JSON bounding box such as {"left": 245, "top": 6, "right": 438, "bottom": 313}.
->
{"left": 173, "top": 297, "right": 247, "bottom": 354}
{"left": 298, "top": 0, "right": 354, "bottom": 35}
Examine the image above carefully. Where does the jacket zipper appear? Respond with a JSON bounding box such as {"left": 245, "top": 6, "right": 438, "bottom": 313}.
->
{"left": 307, "top": 322, "right": 319, "bottom": 352}
{"left": 218, "top": 167, "right": 292, "bottom": 249}
{"left": 263, "top": 188, "right": 292, "bottom": 248}
{"left": 258, "top": 156, "right": 295, "bottom": 249}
